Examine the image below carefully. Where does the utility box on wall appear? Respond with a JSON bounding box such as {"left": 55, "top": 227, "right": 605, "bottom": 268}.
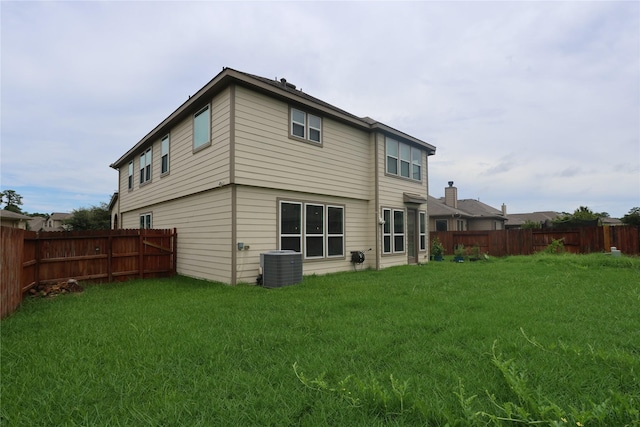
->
{"left": 260, "top": 250, "right": 303, "bottom": 288}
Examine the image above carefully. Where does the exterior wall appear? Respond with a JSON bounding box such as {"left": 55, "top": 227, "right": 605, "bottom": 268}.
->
{"left": 120, "top": 188, "right": 232, "bottom": 283}
{"left": 376, "top": 133, "right": 429, "bottom": 267}
{"left": 118, "top": 88, "right": 231, "bottom": 214}
{"left": 468, "top": 218, "right": 503, "bottom": 231}
{"left": 0, "top": 219, "right": 27, "bottom": 229}
{"left": 233, "top": 86, "right": 372, "bottom": 200}
{"left": 113, "top": 76, "right": 434, "bottom": 284}
{"left": 234, "top": 186, "right": 375, "bottom": 284}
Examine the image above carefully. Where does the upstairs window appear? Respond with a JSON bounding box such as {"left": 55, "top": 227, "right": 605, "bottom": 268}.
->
{"left": 290, "top": 107, "right": 322, "bottom": 144}
{"left": 128, "top": 161, "right": 133, "bottom": 190}
{"left": 161, "top": 135, "right": 170, "bottom": 174}
{"left": 386, "top": 137, "right": 422, "bottom": 181}
{"left": 139, "top": 148, "right": 151, "bottom": 184}
{"left": 193, "top": 105, "right": 211, "bottom": 150}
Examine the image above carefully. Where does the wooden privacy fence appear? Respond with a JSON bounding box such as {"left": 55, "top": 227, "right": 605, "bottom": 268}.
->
{"left": 431, "top": 225, "right": 639, "bottom": 257}
{"left": 1, "top": 227, "right": 177, "bottom": 319}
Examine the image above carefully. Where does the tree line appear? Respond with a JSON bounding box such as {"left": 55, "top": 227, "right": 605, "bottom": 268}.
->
{"left": 1, "top": 190, "right": 110, "bottom": 230}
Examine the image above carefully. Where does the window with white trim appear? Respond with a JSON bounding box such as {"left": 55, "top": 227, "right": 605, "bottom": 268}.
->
{"left": 290, "top": 107, "right": 322, "bottom": 144}
{"left": 139, "top": 148, "right": 151, "bottom": 184}
{"left": 140, "top": 213, "right": 152, "bottom": 229}
{"left": 128, "top": 161, "right": 133, "bottom": 190}
{"left": 386, "top": 137, "right": 422, "bottom": 181}
{"left": 393, "top": 210, "right": 405, "bottom": 252}
{"left": 419, "top": 211, "right": 426, "bottom": 251}
{"left": 161, "top": 135, "right": 169, "bottom": 174}
{"left": 382, "top": 208, "right": 405, "bottom": 254}
{"left": 382, "top": 209, "right": 392, "bottom": 254}
{"left": 193, "top": 105, "right": 210, "bottom": 150}
{"left": 327, "top": 206, "right": 344, "bottom": 256}
{"left": 280, "top": 200, "right": 344, "bottom": 258}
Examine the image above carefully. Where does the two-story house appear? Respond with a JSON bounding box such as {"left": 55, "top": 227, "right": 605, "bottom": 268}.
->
{"left": 110, "top": 68, "right": 436, "bottom": 284}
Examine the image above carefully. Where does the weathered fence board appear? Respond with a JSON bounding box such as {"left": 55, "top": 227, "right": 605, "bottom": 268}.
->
{"left": 1, "top": 227, "right": 26, "bottom": 319}
{"left": 431, "top": 225, "right": 639, "bottom": 257}
{"left": 1, "top": 227, "right": 176, "bottom": 319}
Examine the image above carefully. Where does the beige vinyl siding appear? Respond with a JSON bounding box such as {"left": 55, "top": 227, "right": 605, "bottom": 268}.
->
{"left": 119, "top": 188, "right": 232, "bottom": 283}
{"left": 119, "top": 88, "right": 231, "bottom": 214}
{"left": 234, "top": 186, "right": 375, "bottom": 283}
{"left": 376, "top": 133, "right": 428, "bottom": 268}
{"left": 233, "top": 87, "right": 372, "bottom": 200}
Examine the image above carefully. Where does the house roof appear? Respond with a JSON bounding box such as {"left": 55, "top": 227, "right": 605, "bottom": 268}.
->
{"left": 0, "top": 210, "right": 32, "bottom": 221}
{"left": 504, "top": 211, "right": 560, "bottom": 227}
{"left": 49, "top": 212, "right": 72, "bottom": 221}
{"left": 111, "top": 67, "right": 436, "bottom": 169}
{"left": 428, "top": 196, "right": 505, "bottom": 220}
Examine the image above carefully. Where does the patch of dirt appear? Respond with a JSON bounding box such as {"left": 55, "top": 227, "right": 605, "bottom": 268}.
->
{"left": 29, "top": 279, "right": 84, "bottom": 298}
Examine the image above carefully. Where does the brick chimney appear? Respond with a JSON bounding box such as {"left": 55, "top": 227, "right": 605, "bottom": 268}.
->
{"left": 444, "top": 181, "right": 458, "bottom": 208}
{"left": 501, "top": 203, "right": 507, "bottom": 215}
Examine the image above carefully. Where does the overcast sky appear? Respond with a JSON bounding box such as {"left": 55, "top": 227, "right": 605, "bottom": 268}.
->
{"left": 2, "top": 1, "right": 638, "bottom": 218}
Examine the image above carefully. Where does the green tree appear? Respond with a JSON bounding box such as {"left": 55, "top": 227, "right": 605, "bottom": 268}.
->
{"left": 621, "top": 207, "right": 640, "bottom": 226}
{"left": 521, "top": 220, "right": 541, "bottom": 229}
{"left": 0, "top": 189, "right": 23, "bottom": 213}
{"left": 64, "top": 203, "right": 111, "bottom": 230}
{"left": 552, "top": 206, "right": 607, "bottom": 228}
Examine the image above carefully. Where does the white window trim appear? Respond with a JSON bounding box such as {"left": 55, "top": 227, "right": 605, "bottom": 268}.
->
{"left": 139, "top": 148, "right": 152, "bottom": 185}
{"left": 128, "top": 161, "right": 133, "bottom": 190}
{"left": 382, "top": 208, "right": 392, "bottom": 254}
{"left": 140, "top": 213, "right": 152, "bottom": 229}
{"left": 290, "top": 107, "right": 322, "bottom": 145}
{"left": 381, "top": 208, "right": 406, "bottom": 254}
{"left": 419, "top": 211, "right": 426, "bottom": 251}
{"left": 161, "top": 134, "right": 170, "bottom": 175}
{"left": 193, "top": 104, "right": 211, "bottom": 151}
{"left": 279, "top": 200, "right": 344, "bottom": 259}
{"left": 386, "top": 137, "right": 422, "bottom": 181}
{"left": 305, "top": 203, "right": 324, "bottom": 259}
{"left": 393, "top": 209, "right": 405, "bottom": 253}
{"left": 327, "top": 205, "right": 344, "bottom": 258}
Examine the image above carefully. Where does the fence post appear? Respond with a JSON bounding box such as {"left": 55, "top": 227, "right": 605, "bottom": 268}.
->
{"left": 172, "top": 228, "right": 177, "bottom": 276}
{"left": 107, "top": 233, "right": 113, "bottom": 282}
{"left": 139, "top": 229, "right": 144, "bottom": 279}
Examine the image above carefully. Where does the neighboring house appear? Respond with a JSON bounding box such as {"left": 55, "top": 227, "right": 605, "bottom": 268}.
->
{"left": 0, "top": 210, "right": 32, "bottom": 229}
{"left": 505, "top": 211, "right": 622, "bottom": 228}
{"left": 47, "top": 213, "right": 72, "bottom": 231}
{"left": 429, "top": 181, "right": 506, "bottom": 231}
{"left": 28, "top": 212, "right": 73, "bottom": 231}
{"left": 504, "top": 211, "right": 560, "bottom": 229}
{"left": 110, "top": 67, "right": 436, "bottom": 284}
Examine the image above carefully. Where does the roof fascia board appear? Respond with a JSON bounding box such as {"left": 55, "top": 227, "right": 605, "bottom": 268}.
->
{"left": 371, "top": 121, "right": 436, "bottom": 155}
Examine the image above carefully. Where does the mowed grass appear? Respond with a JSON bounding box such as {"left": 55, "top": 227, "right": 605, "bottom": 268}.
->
{"left": 1, "top": 254, "right": 639, "bottom": 426}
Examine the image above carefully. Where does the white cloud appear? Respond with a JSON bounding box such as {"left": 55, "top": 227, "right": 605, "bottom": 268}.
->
{"left": 1, "top": 1, "right": 638, "bottom": 218}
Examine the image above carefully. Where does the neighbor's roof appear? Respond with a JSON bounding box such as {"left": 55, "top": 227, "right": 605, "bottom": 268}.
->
{"left": 504, "top": 211, "right": 560, "bottom": 226}
{"left": 0, "top": 210, "right": 32, "bottom": 221}
{"left": 49, "top": 212, "right": 72, "bottom": 221}
{"left": 428, "top": 196, "right": 505, "bottom": 220}
{"left": 111, "top": 67, "right": 436, "bottom": 169}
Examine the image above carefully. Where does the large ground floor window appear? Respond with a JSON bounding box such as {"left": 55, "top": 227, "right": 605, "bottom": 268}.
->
{"left": 279, "top": 200, "right": 344, "bottom": 259}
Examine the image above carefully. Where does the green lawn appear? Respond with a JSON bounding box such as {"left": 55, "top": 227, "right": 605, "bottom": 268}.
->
{"left": 1, "top": 254, "right": 639, "bottom": 426}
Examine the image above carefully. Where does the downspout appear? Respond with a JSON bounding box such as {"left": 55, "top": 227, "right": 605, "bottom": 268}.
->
{"left": 374, "top": 132, "right": 380, "bottom": 270}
